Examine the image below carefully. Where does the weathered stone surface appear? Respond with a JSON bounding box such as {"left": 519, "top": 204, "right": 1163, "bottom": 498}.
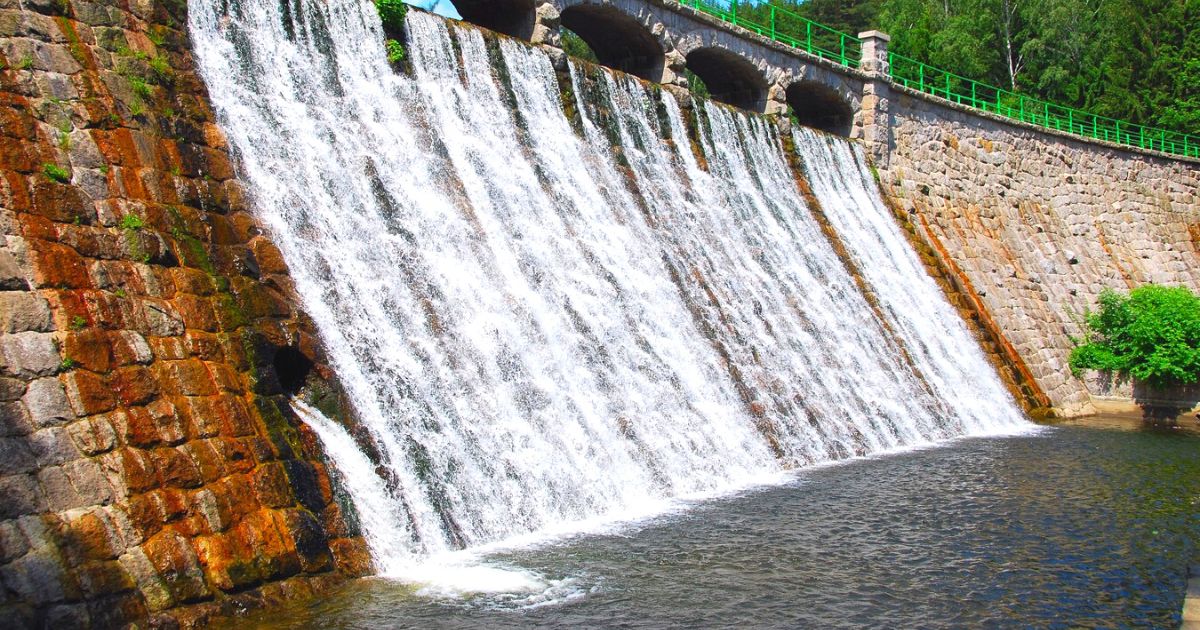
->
{"left": 880, "top": 91, "right": 1200, "bottom": 415}
{"left": 0, "top": 292, "right": 53, "bottom": 333}
{"left": 0, "top": 0, "right": 390, "bottom": 624}
{"left": 0, "top": 332, "right": 61, "bottom": 378}
{"left": 23, "top": 376, "right": 73, "bottom": 428}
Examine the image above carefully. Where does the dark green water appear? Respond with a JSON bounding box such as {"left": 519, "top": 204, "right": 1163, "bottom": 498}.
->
{"left": 236, "top": 425, "right": 1200, "bottom": 628}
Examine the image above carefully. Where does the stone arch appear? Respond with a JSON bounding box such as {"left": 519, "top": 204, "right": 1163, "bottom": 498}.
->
{"left": 786, "top": 80, "right": 854, "bottom": 137}
{"left": 448, "top": 0, "right": 537, "bottom": 40}
{"left": 685, "top": 46, "right": 768, "bottom": 112}
{"left": 559, "top": 2, "right": 666, "bottom": 81}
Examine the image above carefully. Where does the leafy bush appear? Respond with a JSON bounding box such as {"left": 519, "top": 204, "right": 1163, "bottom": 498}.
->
{"left": 375, "top": 0, "right": 408, "bottom": 36}
{"left": 1069, "top": 285, "right": 1200, "bottom": 389}
{"left": 386, "top": 39, "right": 406, "bottom": 65}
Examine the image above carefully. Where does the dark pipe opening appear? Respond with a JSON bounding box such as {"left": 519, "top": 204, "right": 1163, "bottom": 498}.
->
{"left": 786, "top": 81, "right": 853, "bottom": 137}
{"left": 274, "top": 346, "right": 315, "bottom": 396}
{"left": 448, "top": 0, "right": 537, "bottom": 40}
{"left": 560, "top": 4, "right": 665, "bottom": 82}
{"left": 684, "top": 47, "right": 767, "bottom": 112}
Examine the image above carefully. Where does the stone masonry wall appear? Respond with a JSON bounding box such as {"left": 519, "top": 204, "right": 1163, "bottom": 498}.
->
{"left": 880, "top": 89, "right": 1200, "bottom": 417}
{"left": 0, "top": 0, "right": 369, "bottom": 626}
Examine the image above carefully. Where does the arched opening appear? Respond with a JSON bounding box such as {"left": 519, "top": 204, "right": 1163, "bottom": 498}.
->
{"left": 560, "top": 4, "right": 664, "bottom": 82}
{"left": 448, "top": 0, "right": 536, "bottom": 41}
{"left": 274, "top": 345, "right": 315, "bottom": 396}
{"left": 685, "top": 47, "right": 768, "bottom": 112}
{"left": 786, "top": 81, "right": 853, "bottom": 137}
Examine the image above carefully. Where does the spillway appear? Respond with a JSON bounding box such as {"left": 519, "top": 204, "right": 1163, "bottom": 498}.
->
{"left": 188, "top": 0, "right": 1027, "bottom": 571}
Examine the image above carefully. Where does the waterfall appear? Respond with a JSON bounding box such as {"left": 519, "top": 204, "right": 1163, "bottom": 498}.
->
{"left": 791, "top": 127, "right": 1025, "bottom": 431}
{"left": 188, "top": 0, "right": 1027, "bottom": 573}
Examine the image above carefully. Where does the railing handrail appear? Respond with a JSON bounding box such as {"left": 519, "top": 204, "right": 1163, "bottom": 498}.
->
{"left": 672, "top": 0, "right": 1200, "bottom": 160}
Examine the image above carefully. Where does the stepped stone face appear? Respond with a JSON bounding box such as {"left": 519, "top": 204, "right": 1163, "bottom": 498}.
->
{"left": 0, "top": 0, "right": 370, "bottom": 626}
{"left": 881, "top": 92, "right": 1200, "bottom": 417}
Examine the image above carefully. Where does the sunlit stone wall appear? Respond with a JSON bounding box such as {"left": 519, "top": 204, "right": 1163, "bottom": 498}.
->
{"left": 881, "top": 89, "right": 1200, "bottom": 417}
{"left": 0, "top": 0, "right": 370, "bottom": 626}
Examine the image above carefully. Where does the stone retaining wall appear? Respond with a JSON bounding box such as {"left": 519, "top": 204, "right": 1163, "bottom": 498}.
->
{"left": 0, "top": 0, "right": 368, "bottom": 626}
{"left": 880, "top": 90, "right": 1200, "bottom": 416}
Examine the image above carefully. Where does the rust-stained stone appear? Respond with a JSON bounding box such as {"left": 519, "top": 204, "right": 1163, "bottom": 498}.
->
{"left": 60, "top": 329, "right": 111, "bottom": 373}
{"left": 62, "top": 369, "right": 117, "bottom": 416}
{"left": 0, "top": 1, "right": 369, "bottom": 625}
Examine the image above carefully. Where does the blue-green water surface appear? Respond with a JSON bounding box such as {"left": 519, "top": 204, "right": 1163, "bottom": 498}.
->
{"left": 235, "top": 424, "right": 1200, "bottom": 628}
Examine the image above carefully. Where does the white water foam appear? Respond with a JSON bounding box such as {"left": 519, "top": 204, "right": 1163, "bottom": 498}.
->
{"left": 189, "top": 0, "right": 1029, "bottom": 598}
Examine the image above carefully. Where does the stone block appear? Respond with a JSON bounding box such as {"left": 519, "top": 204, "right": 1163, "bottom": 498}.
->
{"left": 0, "top": 332, "right": 61, "bottom": 378}
{"left": 0, "top": 292, "right": 52, "bottom": 333}
{"left": 110, "top": 330, "right": 153, "bottom": 365}
{"left": 0, "top": 376, "right": 24, "bottom": 401}
{"left": 38, "top": 465, "right": 84, "bottom": 511}
{"left": 28, "top": 426, "right": 81, "bottom": 468}
{"left": 0, "top": 400, "right": 33, "bottom": 437}
{"left": 0, "top": 546, "right": 68, "bottom": 605}
{"left": 23, "top": 376, "right": 73, "bottom": 428}
{"left": 0, "top": 250, "right": 28, "bottom": 290}
{"left": 281, "top": 508, "right": 332, "bottom": 574}
{"left": 73, "top": 559, "right": 135, "bottom": 599}
{"left": 0, "top": 437, "right": 36, "bottom": 475}
{"left": 60, "top": 329, "right": 112, "bottom": 373}
{"left": 67, "top": 414, "right": 118, "bottom": 456}
{"left": 141, "top": 300, "right": 185, "bottom": 337}
{"left": 45, "top": 603, "right": 91, "bottom": 627}
{"left": 252, "top": 463, "right": 293, "bottom": 509}
{"left": 117, "top": 547, "right": 174, "bottom": 612}
{"left": 0, "top": 519, "right": 28, "bottom": 564}
{"left": 111, "top": 365, "right": 158, "bottom": 407}
{"left": 65, "top": 458, "right": 113, "bottom": 505}
{"left": 152, "top": 446, "right": 203, "bottom": 489}
{"left": 28, "top": 240, "right": 90, "bottom": 289}
{"left": 63, "top": 369, "right": 118, "bottom": 416}
{"left": 142, "top": 530, "right": 211, "bottom": 603}
{"left": 0, "top": 473, "right": 44, "bottom": 518}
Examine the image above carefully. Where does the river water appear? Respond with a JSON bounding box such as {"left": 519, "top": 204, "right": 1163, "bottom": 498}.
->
{"left": 227, "top": 423, "right": 1199, "bottom": 628}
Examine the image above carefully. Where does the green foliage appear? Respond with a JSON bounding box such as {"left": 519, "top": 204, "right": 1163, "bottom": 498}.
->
{"left": 375, "top": 0, "right": 408, "bottom": 35}
{"left": 561, "top": 28, "right": 598, "bottom": 63}
{"left": 42, "top": 163, "right": 70, "bottom": 183}
{"left": 386, "top": 38, "right": 406, "bottom": 65}
{"left": 129, "top": 76, "right": 153, "bottom": 100}
{"left": 1069, "top": 285, "right": 1200, "bottom": 389}
{"left": 119, "top": 214, "right": 145, "bottom": 231}
{"left": 743, "top": 0, "right": 1199, "bottom": 135}
{"left": 59, "top": 357, "right": 78, "bottom": 371}
{"left": 17, "top": 55, "right": 33, "bottom": 70}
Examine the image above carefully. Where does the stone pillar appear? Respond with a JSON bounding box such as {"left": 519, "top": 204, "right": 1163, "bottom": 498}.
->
{"left": 765, "top": 82, "right": 788, "bottom": 116}
{"left": 858, "top": 30, "right": 892, "bottom": 168}
{"left": 531, "top": 1, "right": 561, "bottom": 47}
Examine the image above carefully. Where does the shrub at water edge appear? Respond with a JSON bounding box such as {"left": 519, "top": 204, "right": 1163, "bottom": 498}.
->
{"left": 1069, "top": 284, "right": 1200, "bottom": 390}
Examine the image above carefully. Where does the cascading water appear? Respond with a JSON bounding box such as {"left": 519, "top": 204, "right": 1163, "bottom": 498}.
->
{"left": 188, "top": 0, "right": 1027, "bottom": 581}
{"left": 791, "top": 127, "right": 1025, "bottom": 430}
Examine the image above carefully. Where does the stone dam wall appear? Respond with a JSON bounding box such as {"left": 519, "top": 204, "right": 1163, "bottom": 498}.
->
{"left": 0, "top": 0, "right": 370, "bottom": 626}
{"left": 879, "top": 88, "right": 1200, "bottom": 417}
{"left": 0, "top": 0, "right": 1198, "bottom": 626}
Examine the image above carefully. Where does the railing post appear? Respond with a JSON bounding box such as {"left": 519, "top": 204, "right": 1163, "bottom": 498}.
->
{"left": 769, "top": 6, "right": 775, "bottom": 39}
{"left": 858, "top": 30, "right": 892, "bottom": 168}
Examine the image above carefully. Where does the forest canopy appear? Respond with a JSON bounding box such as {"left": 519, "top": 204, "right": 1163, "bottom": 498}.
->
{"left": 759, "top": 0, "right": 1200, "bottom": 135}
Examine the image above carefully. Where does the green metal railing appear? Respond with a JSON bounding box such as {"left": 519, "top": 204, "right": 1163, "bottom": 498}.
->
{"left": 677, "top": 0, "right": 861, "bottom": 68}
{"left": 673, "top": 0, "right": 1200, "bottom": 160}
{"left": 887, "top": 53, "right": 1200, "bottom": 159}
